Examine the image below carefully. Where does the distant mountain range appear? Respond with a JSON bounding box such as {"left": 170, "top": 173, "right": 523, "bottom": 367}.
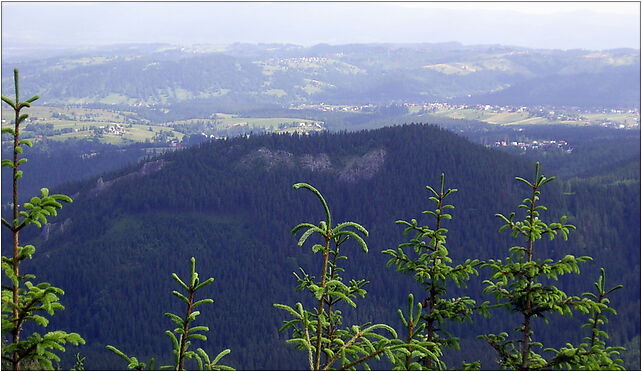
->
{"left": 2, "top": 42, "right": 640, "bottom": 108}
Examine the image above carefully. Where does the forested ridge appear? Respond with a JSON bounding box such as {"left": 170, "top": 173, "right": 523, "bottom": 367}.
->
{"left": 3, "top": 123, "right": 638, "bottom": 370}
{"left": 3, "top": 43, "right": 639, "bottom": 107}
{"left": 0, "top": 139, "right": 146, "bottom": 206}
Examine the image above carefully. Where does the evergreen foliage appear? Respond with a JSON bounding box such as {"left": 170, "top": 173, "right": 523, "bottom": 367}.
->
{"left": 480, "top": 163, "right": 624, "bottom": 369}
{"left": 1, "top": 69, "right": 84, "bottom": 370}
{"left": 71, "top": 352, "right": 86, "bottom": 371}
{"left": 383, "top": 174, "right": 485, "bottom": 369}
{"left": 274, "top": 183, "right": 440, "bottom": 370}
{"left": 545, "top": 268, "right": 625, "bottom": 370}
{"left": 389, "top": 293, "right": 444, "bottom": 370}
{"left": 107, "top": 257, "right": 233, "bottom": 371}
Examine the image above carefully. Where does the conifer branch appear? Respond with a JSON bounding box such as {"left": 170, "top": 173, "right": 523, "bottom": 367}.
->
{"left": 1, "top": 217, "right": 12, "bottom": 230}
{"left": 1, "top": 68, "right": 82, "bottom": 370}
{"left": 338, "top": 348, "right": 385, "bottom": 370}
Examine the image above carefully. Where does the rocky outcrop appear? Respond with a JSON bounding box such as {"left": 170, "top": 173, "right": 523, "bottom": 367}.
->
{"left": 39, "top": 217, "right": 72, "bottom": 241}
{"left": 338, "top": 149, "right": 386, "bottom": 182}
{"left": 88, "top": 159, "right": 168, "bottom": 198}
{"left": 300, "top": 153, "right": 332, "bottom": 172}
{"left": 239, "top": 147, "right": 386, "bottom": 183}
{"left": 239, "top": 147, "right": 295, "bottom": 169}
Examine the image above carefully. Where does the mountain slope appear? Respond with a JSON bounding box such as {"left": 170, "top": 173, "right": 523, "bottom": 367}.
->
{"left": 464, "top": 65, "right": 641, "bottom": 107}
{"left": 8, "top": 124, "right": 639, "bottom": 369}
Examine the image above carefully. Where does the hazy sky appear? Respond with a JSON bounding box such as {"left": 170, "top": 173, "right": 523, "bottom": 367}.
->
{"left": 2, "top": 1, "right": 640, "bottom": 51}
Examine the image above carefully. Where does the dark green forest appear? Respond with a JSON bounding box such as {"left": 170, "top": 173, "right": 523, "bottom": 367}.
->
{"left": 0, "top": 139, "right": 146, "bottom": 206}
{"left": 3, "top": 123, "right": 638, "bottom": 369}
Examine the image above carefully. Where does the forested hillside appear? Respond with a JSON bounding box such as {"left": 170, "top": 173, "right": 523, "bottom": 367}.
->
{"left": 5, "top": 124, "right": 638, "bottom": 370}
{"left": 0, "top": 139, "right": 145, "bottom": 206}
{"left": 462, "top": 64, "right": 640, "bottom": 107}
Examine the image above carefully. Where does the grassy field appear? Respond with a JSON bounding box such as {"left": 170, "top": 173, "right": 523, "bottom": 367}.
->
{"left": 1, "top": 105, "right": 325, "bottom": 146}
{"left": 428, "top": 107, "right": 638, "bottom": 127}
{"left": 1, "top": 106, "right": 147, "bottom": 124}
{"left": 431, "top": 108, "right": 496, "bottom": 121}
{"left": 422, "top": 58, "right": 522, "bottom": 76}
{"left": 35, "top": 124, "right": 184, "bottom": 146}
{"left": 0, "top": 105, "right": 181, "bottom": 145}
{"left": 583, "top": 113, "right": 640, "bottom": 127}
{"left": 219, "top": 117, "right": 322, "bottom": 130}
{"left": 263, "top": 89, "right": 288, "bottom": 97}
{"left": 167, "top": 116, "right": 325, "bottom": 134}
{"left": 3, "top": 103, "right": 635, "bottom": 147}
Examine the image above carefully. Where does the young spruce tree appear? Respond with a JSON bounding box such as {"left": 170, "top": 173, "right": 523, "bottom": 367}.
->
{"left": 544, "top": 268, "right": 625, "bottom": 370}
{"left": 107, "top": 257, "right": 233, "bottom": 371}
{"left": 1, "top": 69, "right": 85, "bottom": 370}
{"left": 480, "top": 162, "right": 624, "bottom": 370}
{"left": 275, "top": 183, "right": 440, "bottom": 370}
{"left": 383, "top": 174, "right": 484, "bottom": 370}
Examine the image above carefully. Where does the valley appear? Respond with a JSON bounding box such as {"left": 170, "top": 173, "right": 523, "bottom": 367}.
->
{"left": 3, "top": 42, "right": 640, "bottom": 108}
{"left": 2, "top": 42, "right": 639, "bottom": 153}
{"left": 1, "top": 101, "right": 638, "bottom": 150}
{"left": 1, "top": 41, "right": 639, "bottom": 371}
{"left": 0, "top": 105, "right": 325, "bottom": 146}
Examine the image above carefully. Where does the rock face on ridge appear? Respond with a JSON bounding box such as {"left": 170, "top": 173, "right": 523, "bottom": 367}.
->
{"left": 238, "top": 147, "right": 386, "bottom": 182}
{"left": 300, "top": 153, "right": 332, "bottom": 172}
{"left": 87, "top": 159, "right": 168, "bottom": 198}
{"left": 338, "top": 149, "right": 386, "bottom": 183}
{"left": 239, "top": 147, "right": 295, "bottom": 169}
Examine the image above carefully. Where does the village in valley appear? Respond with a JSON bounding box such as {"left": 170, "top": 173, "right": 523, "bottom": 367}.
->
{"left": 490, "top": 138, "right": 572, "bottom": 152}
{"left": 292, "top": 101, "right": 640, "bottom": 129}
{"left": 1, "top": 99, "right": 638, "bottom": 156}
